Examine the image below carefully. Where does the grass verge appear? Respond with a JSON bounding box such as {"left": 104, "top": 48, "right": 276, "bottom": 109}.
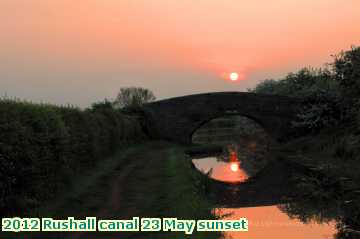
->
{"left": 2, "top": 141, "right": 221, "bottom": 239}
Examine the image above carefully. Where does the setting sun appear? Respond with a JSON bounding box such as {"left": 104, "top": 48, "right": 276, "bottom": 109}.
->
{"left": 230, "top": 72, "right": 239, "bottom": 81}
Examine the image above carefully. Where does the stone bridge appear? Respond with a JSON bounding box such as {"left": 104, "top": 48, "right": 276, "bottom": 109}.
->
{"left": 142, "top": 92, "right": 301, "bottom": 144}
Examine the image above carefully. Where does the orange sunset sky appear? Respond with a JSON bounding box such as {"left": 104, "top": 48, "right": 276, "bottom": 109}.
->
{"left": 1, "top": 0, "right": 360, "bottom": 106}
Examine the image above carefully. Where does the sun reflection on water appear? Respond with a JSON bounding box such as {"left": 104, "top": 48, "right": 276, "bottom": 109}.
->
{"left": 230, "top": 162, "right": 239, "bottom": 172}
{"left": 192, "top": 156, "right": 249, "bottom": 183}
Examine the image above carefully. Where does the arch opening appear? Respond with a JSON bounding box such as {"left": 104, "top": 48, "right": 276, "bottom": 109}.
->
{"left": 191, "top": 115, "right": 272, "bottom": 182}
{"left": 191, "top": 114, "right": 271, "bottom": 146}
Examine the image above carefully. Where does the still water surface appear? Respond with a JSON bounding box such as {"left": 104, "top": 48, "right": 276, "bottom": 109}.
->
{"left": 192, "top": 156, "right": 337, "bottom": 239}
{"left": 192, "top": 156, "right": 249, "bottom": 183}
{"left": 215, "top": 206, "right": 336, "bottom": 239}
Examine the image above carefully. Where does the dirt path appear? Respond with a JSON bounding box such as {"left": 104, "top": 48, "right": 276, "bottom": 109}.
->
{"left": 99, "top": 163, "right": 137, "bottom": 217}
{"left": 72, "top": 162, "right": 138, "bottom": 239}
{"left": 71, "top": 143, "right": 172, "bottom": 239}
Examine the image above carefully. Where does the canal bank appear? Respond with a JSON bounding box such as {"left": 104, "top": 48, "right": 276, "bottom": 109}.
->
{"left": 2, "top": 141, "right": 220, "bottom": 239}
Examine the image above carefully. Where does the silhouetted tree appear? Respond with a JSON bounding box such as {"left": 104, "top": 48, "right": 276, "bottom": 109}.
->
{"left": 114, "top": 87, "right": 156, "bottom": 108}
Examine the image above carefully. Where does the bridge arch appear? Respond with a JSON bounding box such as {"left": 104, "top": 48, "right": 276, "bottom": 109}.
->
{"left": 142, "top": 92, "right": 301, "bottom": 144}
{"left": 190, "top": 114, "right": 272, "bottom": 143}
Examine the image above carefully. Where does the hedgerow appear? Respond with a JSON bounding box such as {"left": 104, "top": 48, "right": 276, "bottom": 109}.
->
{"left": 0, "top": 99, "right": 145, "bottom": 215}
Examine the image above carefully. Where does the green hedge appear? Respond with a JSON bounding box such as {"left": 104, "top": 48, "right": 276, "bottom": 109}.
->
{"left": 0, "top": 100, "right": 145, "bottom": 215}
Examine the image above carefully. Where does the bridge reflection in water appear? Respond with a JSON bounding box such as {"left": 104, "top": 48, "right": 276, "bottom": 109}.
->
{"left": 192, "top": 152, "right": 336, "bottom": 239}
{"left": 188, "top": 111, "right": 352, "bottom": 238}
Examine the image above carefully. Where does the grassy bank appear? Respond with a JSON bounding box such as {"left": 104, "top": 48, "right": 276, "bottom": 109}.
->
{"left": 277, "top": 128, "right": 360, "bottom": 237}
{"left": 3, "top": 141, "right": 221, "bottom": 239}
{"left": 280, "top": 127, "right": 360, "bottom": 182}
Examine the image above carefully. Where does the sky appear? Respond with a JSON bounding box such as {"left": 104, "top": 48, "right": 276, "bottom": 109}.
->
{"left": 1, "top": 0, "right": 360, "bottom": 107}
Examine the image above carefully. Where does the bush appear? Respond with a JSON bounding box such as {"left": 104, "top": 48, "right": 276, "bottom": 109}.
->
{"left": 331, "top": 46, "right": 360, "bottom": 128}
{"left": 249, "top": 64, "right": 349, "bottom": 135}
{"left": 250, "top": 68, "right": 338, "bottom": 97}
{"left": 0, "top": 99, "right": 145, "bottom": 215}
{"left": 292, "top": 91, "right": 341, "bottom": 133}
{"left": 333, "top": 46, "right": 360, "bottom": 99}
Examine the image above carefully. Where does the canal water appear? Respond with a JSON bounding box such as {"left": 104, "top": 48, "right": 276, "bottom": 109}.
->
{"left": 190, "top": 115, "right": 357, "bottom": 238}
{"left": 192, "top": 153, "right": 337, "bottom": 239}
{"left": 191, "top": 156, "right": 249, "bottom": 183}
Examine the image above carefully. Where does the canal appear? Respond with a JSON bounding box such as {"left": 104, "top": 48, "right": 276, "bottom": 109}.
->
{"left": 189, "top": 115, "right": 357, "bottom": 239}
